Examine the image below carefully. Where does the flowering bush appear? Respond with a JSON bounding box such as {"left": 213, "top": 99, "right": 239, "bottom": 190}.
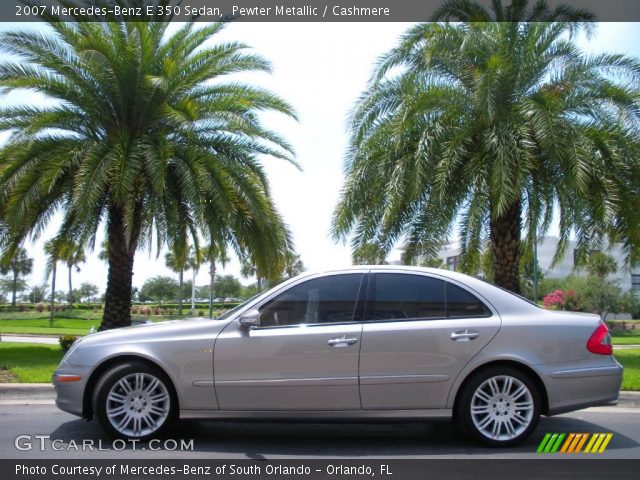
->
{"left": 543, "top": 289, "right": 565, "bottom": 310}
{"left": 543, "top": 289, "right": 581, "bottom": 311}
{"left": 563, "top": 289, "right": 580, "bottom": 311}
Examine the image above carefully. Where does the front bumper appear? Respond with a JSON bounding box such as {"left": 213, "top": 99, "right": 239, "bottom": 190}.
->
{"left": 52, "top": 365, "right": 93, "bottom": 418}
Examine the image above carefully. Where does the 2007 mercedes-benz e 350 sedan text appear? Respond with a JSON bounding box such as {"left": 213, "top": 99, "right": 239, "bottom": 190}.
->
{"left": 53, "top": 266, "right": 622, "bottom": 446}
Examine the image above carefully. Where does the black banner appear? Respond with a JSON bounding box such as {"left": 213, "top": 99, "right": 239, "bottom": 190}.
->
{"left": 3, "top": 459, "right": 640, "bottom": 480}
{"left": 4, "top": 0, "right": 640, "bottom": 22}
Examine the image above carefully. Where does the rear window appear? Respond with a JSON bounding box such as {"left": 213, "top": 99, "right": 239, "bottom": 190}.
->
{"left": 446, "top": 282, "right": 492, "bottom": 317}
{"left": 367, "top": 273, "right": 446, "bottom": 320}
{"left": 365, "top": 273, "right": 491, "bottom": 321}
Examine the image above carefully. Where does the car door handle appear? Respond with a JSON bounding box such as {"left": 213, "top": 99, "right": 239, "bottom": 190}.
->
{"left": 450, "top": 330, "right": 479, "bottom": 341}
{"left": 327, "top": 336, "right": 359, "bottom": 347}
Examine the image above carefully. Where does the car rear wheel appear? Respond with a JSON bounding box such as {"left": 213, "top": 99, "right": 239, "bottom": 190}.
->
{"left": 93, "top": 361, "right": 176, "bottom": 440}
{"left": 457, "top": 366, "right": 540, "bottom": 447}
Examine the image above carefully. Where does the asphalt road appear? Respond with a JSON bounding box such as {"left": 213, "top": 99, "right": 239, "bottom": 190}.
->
{"left": 0, "top": 404, "right": 638, "bottom": 459}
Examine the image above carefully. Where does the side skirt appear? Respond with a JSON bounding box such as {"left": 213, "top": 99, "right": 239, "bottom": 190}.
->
{"left": 179, "top": 409, "right": 452, "bottom": 421}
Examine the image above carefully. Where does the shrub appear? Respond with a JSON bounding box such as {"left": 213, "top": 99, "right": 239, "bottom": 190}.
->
{"left": 543, "top": 290, "right": 565, "bottom": 310}
{"left": 59, "top": 335, "right": 79, "bottom": 352}
{"left": 543, "top": 289, "right": 582, "bottom": 311}
{"left": 35, "top": 302, "right": 45, "bottom": 312}
{"left": 563, "top": 289, "right": 581, "bottom": 311}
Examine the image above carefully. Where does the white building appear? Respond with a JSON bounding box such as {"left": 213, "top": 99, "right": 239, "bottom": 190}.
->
{"left": 432, "top": 236, "right": 640, "bottom": 293}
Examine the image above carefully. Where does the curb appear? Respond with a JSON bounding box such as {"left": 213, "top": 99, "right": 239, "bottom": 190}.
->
{"left": 0, "top": 333, "right": 62, "bottom": 337}
{"left": 618, "top": 391, "right": 640, "bottom": 408}
{"left": 0, "top": 383, "right": 55, "bottom": 400}
{"left": 1, "top": 383, "right": 639, "bottom": 407}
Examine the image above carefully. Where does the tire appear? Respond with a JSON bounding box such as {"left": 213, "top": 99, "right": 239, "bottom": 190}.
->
{"left": 93, "top": 361, "right": 177, "bottom": 441}
{"left": 457, "top": 366, "right": 541, "bottom": 447}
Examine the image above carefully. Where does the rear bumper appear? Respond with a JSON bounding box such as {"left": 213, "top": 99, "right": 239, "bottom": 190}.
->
{"left": 543, "top": 360, "right": 623, "bottom": 416}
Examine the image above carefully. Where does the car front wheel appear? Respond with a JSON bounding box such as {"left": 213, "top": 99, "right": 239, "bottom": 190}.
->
{"left": 93, "top": 361, "right": 176, "bottom": 440}
{"left": 457, "top": 367, "right": 540, "bottom": 447}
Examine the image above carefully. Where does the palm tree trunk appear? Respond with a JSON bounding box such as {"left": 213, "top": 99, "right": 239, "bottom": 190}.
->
{"left": 208, "top": 262, "right": 216, "bottom": 318}
{"left": 191, "top": 268, "right": 196, "bottom": 316}
{"left": 178, "top": 270, "right": 183, "bottom": 315}
{"left": 11, "top": 270, "right": 17, "bottom": 308}
{"left": 67, "top": 264, "right": 73, "bottom": 308}
{"left": 490, "top": 199, "right": 522, "bottom": 294}
{"left": 50, "top": 263, "right": 56, "bottom": 326}
{"left": 100, "top": 206, "right": 138, "bottom": 330}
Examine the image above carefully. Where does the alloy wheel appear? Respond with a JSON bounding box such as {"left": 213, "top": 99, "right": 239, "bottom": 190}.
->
{"left": 470, "top": 375, "right": 534, "bottom": 441}
{"left": 105, "top": 372, "right": 170, "bottom": 438}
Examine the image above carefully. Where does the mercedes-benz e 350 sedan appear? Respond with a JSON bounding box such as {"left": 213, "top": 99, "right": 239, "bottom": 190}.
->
{"left": 53, "top": 266, "right": 622, "bottom": 446}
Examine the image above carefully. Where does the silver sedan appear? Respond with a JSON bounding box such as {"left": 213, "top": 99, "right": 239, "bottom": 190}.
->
{"left": 53, "top": 266, "right": 622, "bottom": 446}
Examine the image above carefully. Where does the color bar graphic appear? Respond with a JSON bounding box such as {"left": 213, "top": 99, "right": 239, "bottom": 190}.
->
{"left": 537, "top": 433, "right": 613, "bottom": 454}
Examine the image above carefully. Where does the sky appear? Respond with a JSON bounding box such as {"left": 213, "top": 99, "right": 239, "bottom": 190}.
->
{"left": 1, "top": 21, "right": 639, "bottom": 294}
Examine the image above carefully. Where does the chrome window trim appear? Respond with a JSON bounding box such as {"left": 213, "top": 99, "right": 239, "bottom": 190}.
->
{"left": 229, "top": 268, "right": 499, "bottom": 329}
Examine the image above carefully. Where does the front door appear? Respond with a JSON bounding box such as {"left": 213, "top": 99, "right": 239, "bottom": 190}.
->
{"left": 214, "top": 273, "right": 365, "bottom": 410}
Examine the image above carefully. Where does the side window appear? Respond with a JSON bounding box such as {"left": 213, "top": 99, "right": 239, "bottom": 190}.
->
{"left": 259, "top": 274, "right": 363, "bottom": 327}
{"left": 367, "top": 274, "right": 446, "bottom": 321}
{"left": 446, "top": 282, "right": 491, "bottom": 317}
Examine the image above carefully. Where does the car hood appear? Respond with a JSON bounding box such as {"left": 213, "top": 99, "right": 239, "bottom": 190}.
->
{"left": 76, "top": 317, "right": 230, "bottom": 347}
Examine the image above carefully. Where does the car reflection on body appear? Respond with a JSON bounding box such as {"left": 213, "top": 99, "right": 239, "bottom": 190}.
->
{"left": 53, "top": 266, "right": 622, "bottom": 446}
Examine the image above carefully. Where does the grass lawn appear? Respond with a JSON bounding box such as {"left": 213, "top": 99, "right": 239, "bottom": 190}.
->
{"left": 611, "top": 330, "right": 640, "bottom": 345}
{"left": 0, "top": 310, "right": 98, "bottom": 320}
{"left": 0, "top": 342, "right": 64, "bottom": 383}
{"left": 615, "top": 349, "right": 640, "bottom": 391}
{"left": 0, "top": 312, "right": 229, "bottom": 336}
{"left": 0, "top": 318, "right": 101, "bottom": 335}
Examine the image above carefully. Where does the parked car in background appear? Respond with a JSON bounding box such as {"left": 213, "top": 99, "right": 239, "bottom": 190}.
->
{"left": 53, "top": 266, "right": 622, "bottom": 446}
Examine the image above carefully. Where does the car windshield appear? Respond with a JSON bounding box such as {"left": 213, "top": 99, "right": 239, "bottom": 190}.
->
{"left": 216, "top": 293, "right": 262, "bottom": 320}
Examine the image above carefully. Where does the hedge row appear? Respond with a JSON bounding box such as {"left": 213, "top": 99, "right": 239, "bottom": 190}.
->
{"left": 0, "top": 303, "right": 103, "bottom": 312}
{"left": 0, "top": 302, "right": 240, "bottom": 313}
{"left": 135, "top": 302, "right": 240, "bottom": 310}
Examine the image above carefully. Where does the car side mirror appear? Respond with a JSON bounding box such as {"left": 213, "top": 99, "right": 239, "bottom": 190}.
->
{"left": 238, "top": 309, "right": 261, "bottom": 328}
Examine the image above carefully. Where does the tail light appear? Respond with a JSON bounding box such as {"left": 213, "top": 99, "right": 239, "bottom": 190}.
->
{"left": 587, "top": 322, "right": 613, "bottom": 355}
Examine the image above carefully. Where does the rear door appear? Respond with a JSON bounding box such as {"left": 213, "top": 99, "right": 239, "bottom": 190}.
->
{"left": 359, "top": 271, "right": 501, "bottom": 409}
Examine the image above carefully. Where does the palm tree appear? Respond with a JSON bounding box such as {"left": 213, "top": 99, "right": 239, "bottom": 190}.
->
{"left": 43, "top": 240, "right": 59, "bottom": 325}
{"left": 204, "top": 242, "right": 229, "bottom": 318}
{"left": 0, "top": 16, "right": 296, "bottom": 329}
{"left": 352, "top": 243, "right": 388, "bottom": 265}
{"left": 0, "top": 246, "right": 33, "bottom": 307}
{"left": 332, "top": 3, "right": 640, "bottom": 294}
{"left": 186, "top": 245, "right": 204, "bottom": 316}
{"left": 283, "top": 250, "right": 305, "bottom": 278}
{"left": 60, "top": 242, "right": 86, "bottom": 306}
{"left": 240, "top": 255, "right": 264, "bottom": 291}
{"left": 577, "top": 251, "right": 618, "bottom": 279}
{"left": 165, "top": 239, "right": 189, "bottom": 315}
{"left": 432, "top": 0, "right": 594, "bottom": 24}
